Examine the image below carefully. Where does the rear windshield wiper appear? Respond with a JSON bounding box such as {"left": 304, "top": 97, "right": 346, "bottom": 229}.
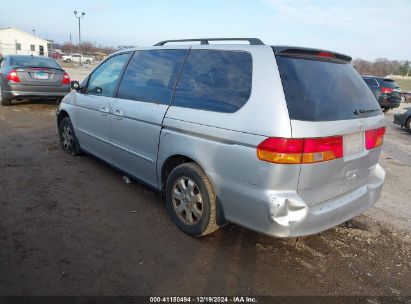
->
{"left": 354, "top": 108, "right": 381, "bottom": 115}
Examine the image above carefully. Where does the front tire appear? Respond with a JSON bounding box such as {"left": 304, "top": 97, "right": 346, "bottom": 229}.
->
{"left": 85, "top": 60, "right": 91, "bottom": 64}
{"left": 166, "top": 163, "right": 219, "bottom": 237}
{"left": 382, "top": 108, "right": 389, "bottom": 113}
{"left": 58, "top": 117, "right": 81, "bottom": 155}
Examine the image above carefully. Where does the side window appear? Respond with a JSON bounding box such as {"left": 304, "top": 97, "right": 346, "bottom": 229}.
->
{"left": 364, "top": 78, "right": 378, "bottom": 87}
{"left": 0, "top": 57, "right": 4, "bottom": 70}
{"left": 86, "top": 53, "right": 130, "bottom": 97}
{"left": 172, "top": 50, "right": 252, "bottom": 113}
{"left": 117, "top": 50, "right": 188, "bottom": 105}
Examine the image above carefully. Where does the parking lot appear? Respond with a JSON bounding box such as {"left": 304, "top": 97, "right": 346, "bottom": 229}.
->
{"left": 0, "top": 68, "right": 410, "bottom": 296}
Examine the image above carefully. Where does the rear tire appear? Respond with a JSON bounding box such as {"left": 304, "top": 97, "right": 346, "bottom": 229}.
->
{"left": 406, "top": 117, "right": 411, "bottom": 133}
{"left": 0, "top": 86, "right": 11, "bottom": 106}
{"left": 85, "top": 60, "right": 91, "bottom": 64}
{"left": 58, "top": 117, "right": 82, "bottom": 156}
{"left": 382, "top": 108, "right": 389, "bottom": 113}
{"left": 65, "top": 59, "right": 72, "bottom": 63}
{"left": 401, "top": 96, "right": 406, "bottom": 103}
{"left": 166, "top": 163, "right": 219, "bottom": 237}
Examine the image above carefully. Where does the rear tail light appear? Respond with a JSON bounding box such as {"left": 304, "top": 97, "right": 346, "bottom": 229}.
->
{"left": 380, "top": 87, "right": 393, "bottom": 94}
{"left": 258, "top": 128, "right": 384, "bottom": 164}
{"left": 62, "top": 72, "right": 70, "bottom": 85}
{"left": 6, "top": 70, "right": 20, "bottom": 83}
{"left": 365, "top": 127, "right": 385, "bottom": 150}
{"left": 257, "top": 136, "right": 343, "bottom": 164}
{"left": 257, "top": 138, "right": 304, "bottom": 164}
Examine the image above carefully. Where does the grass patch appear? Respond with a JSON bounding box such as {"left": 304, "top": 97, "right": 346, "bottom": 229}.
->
{"left": 395, "top": 79, "right": 411, "bottom": 91}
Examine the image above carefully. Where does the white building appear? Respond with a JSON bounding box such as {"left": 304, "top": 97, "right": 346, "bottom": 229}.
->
{"left": 0, "top": 27, "right": 49, "bottom": 57}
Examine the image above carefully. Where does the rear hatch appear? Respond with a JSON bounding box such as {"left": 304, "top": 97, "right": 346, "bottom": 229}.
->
{"left": 10, "top": 56, "right": 65, "bottom": 87}
{"left": 273, "top": 47, "right": 385, "bottom": 205}
{"left": 379, "top": 78, "right": 401, "bottom": 103}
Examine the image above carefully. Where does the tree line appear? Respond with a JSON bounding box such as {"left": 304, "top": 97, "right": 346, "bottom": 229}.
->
{"left": 53, "top": 41, "right": 411, "bottom": 77}
{"left": 352, "top": 58, "right": 410, "bottom": 77}
{"left": 54, "top": 41, "right": 117, "bottom": 56}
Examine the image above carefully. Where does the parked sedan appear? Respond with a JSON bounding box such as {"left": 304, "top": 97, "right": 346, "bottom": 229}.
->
{"left": 394, "top": 107, "right": 411, "bottom": 132}
{"left": 401, "top": 91, "right": 411, "bottom": 103}
{"left": 0, "top": 55, "right": 71, "bottom": 106}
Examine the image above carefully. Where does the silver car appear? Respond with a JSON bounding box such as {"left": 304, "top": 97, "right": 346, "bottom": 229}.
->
{"left": 0, "top": 55, "right": 71, "bottom": 106}
{"left": 56, "top": 38, "right": 386, "bottom": 238}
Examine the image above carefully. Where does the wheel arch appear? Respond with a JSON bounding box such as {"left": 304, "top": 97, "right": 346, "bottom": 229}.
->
{"left": 57, "top": 109, "right": 70, "bottom": 127}
{"left": 159, "top": 153, "right": 227, "bottom": 226}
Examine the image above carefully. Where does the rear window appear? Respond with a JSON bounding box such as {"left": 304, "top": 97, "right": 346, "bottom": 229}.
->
{"left": 10, "top": 56, "right": 61, "bottom": 69}
{"left": 276, "top": 56, "right": 381, "bottom": 121}
{"left": 381, "top": 79, "right": 399, "bottom": 89}
{"left": 171, "top": 50, "right": 252, "bottom": 113}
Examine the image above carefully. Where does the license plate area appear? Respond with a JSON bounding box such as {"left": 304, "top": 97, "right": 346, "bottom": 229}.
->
{"left": 344, "top": 131, "right": 364, "bottom": 157}
{"left": 34, "top": 72, "right": 49, "bottom": 79}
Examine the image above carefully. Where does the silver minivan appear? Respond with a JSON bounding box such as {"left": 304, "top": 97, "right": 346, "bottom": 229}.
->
{"left": 56, "top": 38, "right": 385, "bottom": 238}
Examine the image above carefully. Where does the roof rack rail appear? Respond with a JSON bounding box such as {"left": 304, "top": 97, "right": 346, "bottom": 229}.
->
{"left": 154, "top": 38, "right": 265, "bottom": 46}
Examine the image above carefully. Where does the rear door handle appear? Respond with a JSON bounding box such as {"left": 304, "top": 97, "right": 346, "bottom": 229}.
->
{"left": 99, "top": 106, "right": 109, "bottom": 116}
{"left": 113, "top": 109, "right": 124, "bottom": 120}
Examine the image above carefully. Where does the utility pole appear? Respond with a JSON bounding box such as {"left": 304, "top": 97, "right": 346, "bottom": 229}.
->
{"left": 74, "top": 11, "right": 85, "bottom": 66}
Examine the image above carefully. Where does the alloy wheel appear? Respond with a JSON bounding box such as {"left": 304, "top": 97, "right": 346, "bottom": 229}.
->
{"left": 172, "top": 176, "right": 203, "bottom": 225}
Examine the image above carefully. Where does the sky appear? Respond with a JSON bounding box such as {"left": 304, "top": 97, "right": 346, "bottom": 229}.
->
{"left": 0, "top": 0, "right": 410, "bottom": 60}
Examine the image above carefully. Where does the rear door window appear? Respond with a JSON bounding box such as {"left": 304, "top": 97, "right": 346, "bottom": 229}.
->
{"left": 117, "top": 50, "right": 188, "bottom": 105}
{"left": 171, "top": 50, "right": 252, "bottom": 113}
{"left": 276, "top": 55, "right": 381, "bottom": 121}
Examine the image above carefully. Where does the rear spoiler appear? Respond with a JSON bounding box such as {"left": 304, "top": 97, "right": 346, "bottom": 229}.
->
{"left": 272, "top": 46, "right": 352, "bottom": 63}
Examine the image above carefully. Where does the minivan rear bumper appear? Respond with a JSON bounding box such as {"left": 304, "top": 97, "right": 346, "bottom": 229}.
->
{"left": 209, "top": 163, "right": 385, "bottom": 238}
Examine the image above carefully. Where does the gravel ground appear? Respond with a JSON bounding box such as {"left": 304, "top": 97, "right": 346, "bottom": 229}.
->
{"left": 0, "top": 72, "right": 410, "bottom": 297}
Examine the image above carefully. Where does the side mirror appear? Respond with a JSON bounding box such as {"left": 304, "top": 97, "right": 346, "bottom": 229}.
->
{"left": 71, "top": 80, "right": 80, "bottom": 91}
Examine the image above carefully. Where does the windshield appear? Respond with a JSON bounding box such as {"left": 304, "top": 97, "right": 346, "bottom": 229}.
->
{"left": 10, "top": 56, "right": 61, "bottom": 69}
{"left": 276, "top": 56, "right": 382, "bottom": 121}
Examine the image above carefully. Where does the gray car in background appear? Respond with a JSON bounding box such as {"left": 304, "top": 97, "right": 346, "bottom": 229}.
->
{"left": 0, "top": 55, "right": 71, "bottom": 106}
{"left": 56, "top": 38, "right": 386, "bottom": 238}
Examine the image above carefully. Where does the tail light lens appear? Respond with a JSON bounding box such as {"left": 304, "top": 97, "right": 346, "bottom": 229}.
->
{"left": 380, "top": 87, "right": 393, "bottom": 94}
{"left": 257, "top": 138, "right": 304, "bottom": 164}
{"left": 365, "top": 127, "right": 385, "bottom": 150}
{"left": 258, "top": 127, "right": 385, "bottom": 164}
{"left": 257, "top": 136, "right": 343, "bottom": 164}
{"left": 62, "top": 72, "right": 70, "bottom": 85}
{"left": 303, "top": 136, "right": 343, "bottom": 163}
{"left": 6, "top": 70, "right": 20, "bottom": 83}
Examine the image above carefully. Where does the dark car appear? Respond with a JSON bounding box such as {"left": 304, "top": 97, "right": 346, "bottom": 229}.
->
{"left": 362, "top": 76, "right": 401, "bottom": 112}
{"left": 394, "top": 107, "right": 411, "bottom": 132}
{"left": 401, "top": 91, "right": 411, "bottom": 103}
{"left": 0, "top": 55, "right": 71, "bottom": 106}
